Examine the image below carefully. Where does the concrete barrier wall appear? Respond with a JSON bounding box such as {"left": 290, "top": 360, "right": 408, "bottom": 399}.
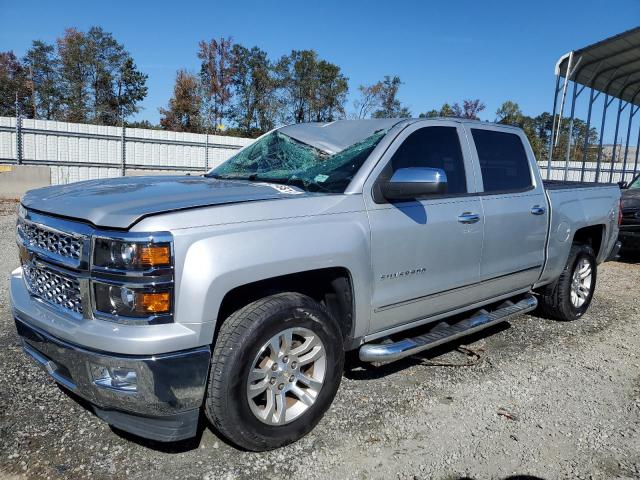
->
{"left": 0, "top": 165, "right": 51, "bottom": 199}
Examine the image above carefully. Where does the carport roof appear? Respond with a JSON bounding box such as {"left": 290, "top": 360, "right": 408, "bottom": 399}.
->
{"left": 556, "top": 26, "right": 640, "bottom": 106}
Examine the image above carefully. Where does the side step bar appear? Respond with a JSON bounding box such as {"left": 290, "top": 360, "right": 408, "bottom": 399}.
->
{"left": 359, "top": 295, "right": 538, "bottom": 363}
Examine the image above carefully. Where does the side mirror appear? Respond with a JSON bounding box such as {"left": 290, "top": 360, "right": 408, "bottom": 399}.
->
{"left": 381, "top": 167, "right": 447, "bottom": 201}
{"left": 618, "top": 181, "right": 628, "bottom": 189}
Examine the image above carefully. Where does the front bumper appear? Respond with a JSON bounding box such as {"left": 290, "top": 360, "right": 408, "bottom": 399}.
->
{"left": 14, "top": 317, "right": 210, "bottom": 441}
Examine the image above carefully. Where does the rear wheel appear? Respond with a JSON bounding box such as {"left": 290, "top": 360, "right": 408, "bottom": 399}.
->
{"left": 536, "top": 243, "right": 597, "bottom": 321}
{"left": 205, "top": 292, "right": 344, "bottom": 451}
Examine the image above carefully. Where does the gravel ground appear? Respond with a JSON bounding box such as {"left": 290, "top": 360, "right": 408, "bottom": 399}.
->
{"left": 0, "top": 199, "right": 639, "bottom": 480}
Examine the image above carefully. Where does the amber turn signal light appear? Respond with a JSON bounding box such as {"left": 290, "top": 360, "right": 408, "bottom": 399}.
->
{"left": 138, "top": 245, "right": 171, "bottom": 267}
{"left": 136, "top": 292, "right": 171, "bottom": 314}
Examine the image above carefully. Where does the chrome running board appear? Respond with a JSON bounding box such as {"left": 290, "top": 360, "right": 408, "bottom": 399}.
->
{"left": 359, "top": 295, "right": 538, "bottom": 363}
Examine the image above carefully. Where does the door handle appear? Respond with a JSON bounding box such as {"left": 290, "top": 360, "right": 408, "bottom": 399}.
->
{"left": 457, "top": 212, "right": 480, "bottom": 224}
{"left": 531, "top": 205, "right": 546, "bottom": 215}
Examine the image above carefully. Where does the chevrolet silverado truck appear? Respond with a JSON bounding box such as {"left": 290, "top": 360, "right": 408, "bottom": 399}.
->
{"left": 11, "top": 118, "right": 622, "bottom": 451}
{"left": 619, "top": 173, "right": 640, "bottom": 259}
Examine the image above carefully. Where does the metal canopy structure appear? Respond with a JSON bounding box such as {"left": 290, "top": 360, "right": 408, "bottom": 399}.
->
{"left": 548, "top": 26, "right": 640, "bottom": 183}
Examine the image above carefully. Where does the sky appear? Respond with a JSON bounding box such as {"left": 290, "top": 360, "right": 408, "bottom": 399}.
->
{"left": 1, "top": 0, "right": 639, "bottom": 137}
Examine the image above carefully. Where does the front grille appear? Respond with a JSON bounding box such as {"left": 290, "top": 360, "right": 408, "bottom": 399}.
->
{"left": 23, "top": 262, "right": 83, "bottom": 314}
{"left": 17, "top": 219, "right": 82, "bottom": 260}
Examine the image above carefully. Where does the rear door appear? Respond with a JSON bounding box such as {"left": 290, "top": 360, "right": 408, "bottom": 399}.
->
{"left": 466, "top": 125, "right": 547, "bottom": 294}
{"left": 364, "top": 121, "right": 485, "bottom": 333}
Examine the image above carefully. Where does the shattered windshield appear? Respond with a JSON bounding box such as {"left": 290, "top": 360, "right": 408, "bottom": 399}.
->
{"left": 206, "top": 128, "right": 389, "bottom": 193}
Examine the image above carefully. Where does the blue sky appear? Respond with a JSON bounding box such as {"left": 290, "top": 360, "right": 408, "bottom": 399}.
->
{"left": 1, "top": 0, "right": 639, "bottom": 132}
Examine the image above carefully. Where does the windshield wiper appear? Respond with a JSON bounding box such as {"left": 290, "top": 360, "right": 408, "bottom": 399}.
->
{"left": 208, "top": 172, "right": 311, "bottom": 190}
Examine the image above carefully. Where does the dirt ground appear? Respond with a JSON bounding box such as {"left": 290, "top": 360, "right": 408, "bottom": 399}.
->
{"left": 0, "top": 200, "right": 638, "bottom": 480}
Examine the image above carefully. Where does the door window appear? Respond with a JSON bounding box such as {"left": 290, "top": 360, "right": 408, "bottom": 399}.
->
{"left": 388, "top": 127, "right": 467, "bottom": 194}
{"left": 471, "top": 129, "right": 532, "bottom": 193}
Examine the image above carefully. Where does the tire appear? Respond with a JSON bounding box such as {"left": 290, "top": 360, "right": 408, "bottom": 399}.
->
{"left": 204, "top": 292, "right": 344, "bottom": 451}
{"left": 536, "top": 243, "right": 597, "bottom": 321}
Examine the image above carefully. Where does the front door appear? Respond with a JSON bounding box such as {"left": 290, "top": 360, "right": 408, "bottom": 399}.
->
{"left": 364, "top": 121, "right": 484, "bottom": 334}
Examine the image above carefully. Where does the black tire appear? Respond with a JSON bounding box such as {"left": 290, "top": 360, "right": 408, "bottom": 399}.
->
{"left": 536, "top": 243, "right": 597, "bottom": 321}
{"left": 204, "top": 292, "right": 344, "bottom": 451}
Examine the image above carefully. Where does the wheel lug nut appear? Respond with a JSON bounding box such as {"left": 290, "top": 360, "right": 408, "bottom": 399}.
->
{"left": 271, "top": 363, "right": 278, "bottom": 371}
{"left": 283, "top": 356, "right": 289, "bottom": 363}
{"left": 291, "top": 361, "right": 297, "bottom": 369}
{"left": 278, "top": 383, "right": 285, "bottom": 390}
{"left": 289, "top": 375, "right": 295, "bottom": 382}
{"left": 270, "top": 377, "right": 276, "bottom": 385}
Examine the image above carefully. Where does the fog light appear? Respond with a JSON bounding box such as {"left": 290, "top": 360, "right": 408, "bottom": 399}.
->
{"left": 91, "top": 365, "right": 138, "bottom": 392}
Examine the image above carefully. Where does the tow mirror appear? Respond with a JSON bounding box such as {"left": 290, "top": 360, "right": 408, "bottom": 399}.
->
{"left": 381, "top": 167, "right": 447, "bottom": 201}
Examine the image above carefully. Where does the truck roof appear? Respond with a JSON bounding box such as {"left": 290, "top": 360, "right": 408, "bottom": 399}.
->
{"left": 279, "top": 118, "right": 522, "bottom": 153}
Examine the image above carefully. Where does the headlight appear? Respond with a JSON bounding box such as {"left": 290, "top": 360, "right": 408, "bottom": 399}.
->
{"left": 93, "top": 238, "right": 171, "bottom": 270}
{"left": 93, "top": 282, "right": 172, "bottom": 318}
{"left": 91, "top": 232, "right": 174, "bottom": 324}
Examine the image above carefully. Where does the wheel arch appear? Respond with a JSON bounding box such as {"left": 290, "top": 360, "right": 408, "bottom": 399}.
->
{"left": 214, "top": 267, "right": 356, "bottom": 350}
{"left": 572, "top": 224, "right": 605, "bottom": 258}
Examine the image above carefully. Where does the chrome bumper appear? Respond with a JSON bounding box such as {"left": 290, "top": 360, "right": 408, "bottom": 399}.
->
{"left": 14, "top": 317, "right": 210, "bottom": 441}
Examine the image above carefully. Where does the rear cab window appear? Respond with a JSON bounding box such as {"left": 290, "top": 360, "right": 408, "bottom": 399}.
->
{"left": 471, "top": 129, "right": 533, "bottom": 193}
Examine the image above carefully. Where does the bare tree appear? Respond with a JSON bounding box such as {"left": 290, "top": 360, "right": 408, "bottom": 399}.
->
{"left": 353, "top": 82, "right": 383, "bottom": 119}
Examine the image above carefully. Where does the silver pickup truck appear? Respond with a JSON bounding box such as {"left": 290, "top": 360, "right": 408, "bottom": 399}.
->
{"left": 10, "top": 118, "right": 621, "bottom": 451}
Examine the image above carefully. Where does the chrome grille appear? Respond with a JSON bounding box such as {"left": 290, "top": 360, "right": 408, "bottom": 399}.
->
{"left": 22, "top": 262, "right": 83, "bottom": 314}
{"left": 17, "top": 219, "right": 82, "bottom": 260}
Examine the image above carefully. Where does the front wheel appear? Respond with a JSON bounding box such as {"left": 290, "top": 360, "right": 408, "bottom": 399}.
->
{"left": 536, "top": 243, "right": 597, "bottom": 321}
{"left": 205, "top": 292, "right": 344, "bottom": 451}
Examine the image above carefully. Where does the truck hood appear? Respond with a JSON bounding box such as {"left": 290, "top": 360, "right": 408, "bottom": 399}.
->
{"left": 21, "top": 175, "right": 307, "bottom": 229}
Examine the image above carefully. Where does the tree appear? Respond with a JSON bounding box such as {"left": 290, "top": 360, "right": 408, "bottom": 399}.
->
{"left": 114, "top": 56, "right": 148, "bottom": 122}
{"left": 372, "top": 76, "right": 411, "bottom": 118}
{"left": 230, "top": 45, "right": 278, "bottom": 136}
{"left": 276, "top": 49, "right": 318, "bottom": 123}
{"left": 84, "top": 27, "right": 147, "bottom": 125}
{"left": 495, "top": 100, "right": 523, "bottom": 125}
{"left": 276, "top": 50, "right": 348, "bottom": 123}
{"left": 159, "top": 70, "right": 204, "bottom": 132}
{"left": 312, "top": 60, "right": 348, "bottom": 122}
{"left": 55, "top": 27, "right": 147, "bottom": 125}
{"left": 57, "top": 28, "right": 90, "bottom": 122}
{"left": 451, "top": 99, "right": 485, "bottom": 120}
{"left": 0, "top": 51, "right": 31, "bottom": 117}
{"left": 198, "top": 37, "right": 235, "bottom": 131}
{"left": 353, "top": 81, "right": 383, "bottom": 119}
{"left": 419, "top": 103, "right": 454, "bottom": 118}
{"left": 23, "top": 41, "right": 62, "bottom": 119}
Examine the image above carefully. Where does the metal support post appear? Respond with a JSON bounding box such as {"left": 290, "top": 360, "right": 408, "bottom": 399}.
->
{"left": 121, "top": 124, "right": 126, "bottom": 177}
{"left": 205, "top": 133, "right": 209, "bottom": 171}
{"left": 621, "top": 104, "right": 639, "bottom": 182}
{"left": 580, "top": 88, "right": 599, "bottom": 181}
{"left": 608, "top": 99, "right": 628, "bottom": 182}
{"left": 563, "top": 81, "right": 579, "bottom": 180}
{"left": 595, "top": 95, "right": 614, "bottom": 182}
{"left": 633, "top": 122, "right": 640, "bottom": 178}
{"left": 547, "top": 74, "right": 562, "bottom": 179}
{"left": 15, "top": 114, "right": 23, "bottom": 165}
